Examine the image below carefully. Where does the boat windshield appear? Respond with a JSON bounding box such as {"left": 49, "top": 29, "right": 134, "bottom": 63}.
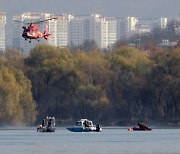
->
{"left": 46, "top": 117, "right": 55, "bottom": 127}
{"left": 87, "top": 121, "right": 93, "bottom": 127}
{"left": 76, "top": 121, "right": 82, "bottom": 126}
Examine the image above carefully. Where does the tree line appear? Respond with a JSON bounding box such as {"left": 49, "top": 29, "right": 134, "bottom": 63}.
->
{"left": 0, "top": 44, "right": 180, "bottom": 126}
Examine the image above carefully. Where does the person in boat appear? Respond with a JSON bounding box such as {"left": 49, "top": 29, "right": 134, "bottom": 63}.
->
{"left": 47, "top": 119, "right": 52, "bottom": 127}
{"left": 84, "top": 120, "right": 87, "bottom": 127}
{"left": 83, "top": 120, "right": 88, "bottom": 127}
{"left": 138, "top": 122, "right": 148, "bottom": 130}
{"left": 42, "top": 119, "right": 45, "bottom": 127}
{"left": 96, "top": 124, "right": 100, "bottom": 132}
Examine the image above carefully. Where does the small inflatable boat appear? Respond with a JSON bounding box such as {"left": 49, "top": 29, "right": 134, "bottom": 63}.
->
{"left": 132, "top": 127, "right": 152, "bottom": 131}
{"left": 128, "top": 122, "right": 152, "bottom": 131}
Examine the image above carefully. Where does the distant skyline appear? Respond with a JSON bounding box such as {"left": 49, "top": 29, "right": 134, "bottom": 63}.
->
{"left": 0, "top": 0, "right": 180, "bottom": 46}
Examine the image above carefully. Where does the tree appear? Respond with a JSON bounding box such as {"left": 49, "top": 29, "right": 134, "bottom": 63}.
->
{"left": 107, "top": 46, "right": 152, "bottom": 123}
{"left": 25, "top": 44, "right": 79, "bottom": 121}
{"left": 0, "top": 66, "right": 36, "bottom": 126}
{"left": 145, "top": 49, "right": 180, "bottom": 122}
{"left": 69, "top": 39, "right": 99, "bottom": 52}
{"left": 80, "top": 39, "right": 99, "bottom": 52}
{"left": 72, "top": 51, "right": 111, "bottom": 122}
{"left": 165, "top": 20, "right": 180, "bottom": 40}
{"left": 4, "top": 48, "right": 26, "bottom": 71}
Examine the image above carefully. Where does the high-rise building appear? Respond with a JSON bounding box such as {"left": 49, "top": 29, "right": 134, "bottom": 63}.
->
{"left": 118, "top": 17, "right": 167, "bottom": 40}
{"left": 91, "top": 14, "right": 108, "bottom": 49}
{"left": 47, "top": 17, "right": 58, "bottom": 47}
{"left": 116, "top": 18, "right": 121, "bottom": 41}
{"left": 56, "top": 14, "right": 73, "bottom": 48}
{"left": 106, "top": 17, "right": 117, "bottom": 49}
{"left": 159, "top": 18, "right": 168, "bottom": 29}
{"left": 68, "top": 15, "right": 91, "bottom": 47}
{"left": 12, "top": 12, "right": 56, "bottom": 54}
{"left": 91, "top": 14, "right": 117, "bottom": 49}
{"left": 68, "top": 14, "right": 117, "bottom": 50}
{"left": 0, "top": 12, "right": 6, "bottom": 52}
{"left": 119, "top": 17, "right": 138, "bottom": 40}
{"left": 138, "top": 18, "right": 168, "bottom": 31}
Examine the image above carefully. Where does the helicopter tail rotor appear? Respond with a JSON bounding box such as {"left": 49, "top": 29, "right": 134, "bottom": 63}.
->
{"left": 44, "top": 32, "right": 52, "bottom": 40}
{"left": 43, "top": 23, "right": 52, "bottom": 40}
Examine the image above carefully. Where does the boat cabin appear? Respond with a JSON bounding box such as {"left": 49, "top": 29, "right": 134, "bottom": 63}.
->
{"left": 37, "top": 116, "right": 56, "bottom": 132}
{"left": 76, "top": 119, "right": 93, "bottom": 127}
{"left": 45, "top": 116, "right": 55, "bottom": 127}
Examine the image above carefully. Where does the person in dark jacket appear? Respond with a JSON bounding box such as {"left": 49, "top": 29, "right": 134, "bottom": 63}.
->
{"left": 138, "top": 122, "right": 147, "bottom": 130}
{"left": 42, "top": 119, "right": 45, "bottom": 127}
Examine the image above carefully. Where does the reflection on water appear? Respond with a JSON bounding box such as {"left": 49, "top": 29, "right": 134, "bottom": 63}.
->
{"left": 0, "top": 127, "right": 180, "bottom": 154}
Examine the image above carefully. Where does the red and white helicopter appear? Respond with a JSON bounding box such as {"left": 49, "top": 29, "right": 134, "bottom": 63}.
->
{"left": 15, "top": 17, "right": 57, "bottom": 43}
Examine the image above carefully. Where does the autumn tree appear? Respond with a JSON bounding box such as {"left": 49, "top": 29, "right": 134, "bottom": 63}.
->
{"left": 25, "top": 44, "right": 79, "bottom": 121}
{"left": 147, "top": 49, "right": 180, "bottom": 122}
{"left": 107, "top": 46, "right": 152, "bottom": 124}
{"left": 72, "top": 51, "right": 111, "bottom": 123}
{"left": 0, "top": 65, "right": 36, "bottom": 126}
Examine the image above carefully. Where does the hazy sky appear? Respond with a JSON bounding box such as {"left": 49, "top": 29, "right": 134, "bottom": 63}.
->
{"left": 0, "top": 0, "right": 179, "bottom": 18}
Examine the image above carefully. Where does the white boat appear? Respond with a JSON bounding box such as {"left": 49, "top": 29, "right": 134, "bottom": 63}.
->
{"left": 67, "top": 119, "right": 102, "bottom": 132}
{"left": 37, "top": 117, "right": 56, "bottom": 132}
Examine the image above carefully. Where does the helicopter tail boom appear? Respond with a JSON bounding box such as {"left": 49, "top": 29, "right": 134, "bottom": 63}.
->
{"left": 43, "top": 23, "right": 52, "bottom": 40}
{"left": 44, "top": 33, "right": 52, "bottom": 40}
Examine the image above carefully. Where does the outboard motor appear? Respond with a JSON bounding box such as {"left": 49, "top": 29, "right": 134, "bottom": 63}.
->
{"left": 96, "top": 124, "right": 100, "bottom": 132}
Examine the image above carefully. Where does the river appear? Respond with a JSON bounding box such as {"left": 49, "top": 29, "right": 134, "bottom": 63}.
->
{"left": 0, "top": 127, "right": 180, "bottom": 154}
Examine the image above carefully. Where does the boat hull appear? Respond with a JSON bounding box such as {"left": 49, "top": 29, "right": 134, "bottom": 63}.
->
{"left": 37, "top": 125, "right": 56, "bottom": 132}
{"left": 132, "top": 127, "right": 152, "bottom": 131}
{"left": 67, "top": 127, "right": 102, "bottom": 132}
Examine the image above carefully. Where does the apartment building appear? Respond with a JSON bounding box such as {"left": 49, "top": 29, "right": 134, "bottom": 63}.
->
{"left": 56, "top": 14, "right": 73, "bottom": 48}
{"left": 68, "top": 15, "right": 91, "bottom": 47}
{"left": 0, "top": 12, "right": 6, "bottom": 52}
{"left": 117, "top": 17, "right": 168, "bottom": 40}
{"left": 137, "top": 18, "right": 168, "bottom": 32}
{"left": 90, "top": 14, "right": 117, "bottom": 49}
{"left": 91, "top": 14, "right": 108, "bottom": 49}
{"left": 106, "top": 17, "right": 117, "bottom": 49}
{"left": 65, "top": 14, "right": 117, "bottom": 50}
{"left": 118, "top": 16, "right": 138, "bottom": 40}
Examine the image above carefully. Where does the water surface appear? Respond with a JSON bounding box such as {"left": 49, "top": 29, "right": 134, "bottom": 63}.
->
{"left": 0, "top": 127, "right": 180, "bottom": 154}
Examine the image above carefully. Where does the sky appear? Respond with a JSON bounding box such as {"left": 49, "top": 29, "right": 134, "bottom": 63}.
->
{"left": 0, "top": 0, "right": 180, "bottom": 18}
{"left": 0, "top": 0, "right": 180, "bottom": 46}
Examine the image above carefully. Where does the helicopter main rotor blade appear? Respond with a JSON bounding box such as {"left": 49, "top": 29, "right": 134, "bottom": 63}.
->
{"left": 14, "top": 20, "right": 31, "bottom": 25}
{"left": 33, "top": 17, "right": 57, "bottom": 24}
{"left": 14, "top": 17, "right": 57, "bottom": 25}
{"left": 14, "top": 20, "right": 25, "bottom": 23}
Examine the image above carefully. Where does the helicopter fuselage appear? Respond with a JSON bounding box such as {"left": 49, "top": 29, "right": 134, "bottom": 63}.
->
{"left": 22, "top": 24, "right": 51, "bottom": 42}
{"left": 15, "top": 17, "right": 57, "bottom": 42}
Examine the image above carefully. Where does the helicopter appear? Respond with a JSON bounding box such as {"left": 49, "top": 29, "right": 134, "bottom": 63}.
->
{"left": 14, "top": 17, "right": 57, "bottom": 43}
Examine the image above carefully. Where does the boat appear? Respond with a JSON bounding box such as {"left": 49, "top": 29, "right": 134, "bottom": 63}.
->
{"left": 37, "top": 116, "right": 56, "bottom": 132}
{"left": 67, "top": 119, "right": 102, "bottom": 132}
{"left": 129, "top": 122, "right": 152, "bottom": 131}
{"left": 132, "top": 127, "right": 152, "bottom": 131}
